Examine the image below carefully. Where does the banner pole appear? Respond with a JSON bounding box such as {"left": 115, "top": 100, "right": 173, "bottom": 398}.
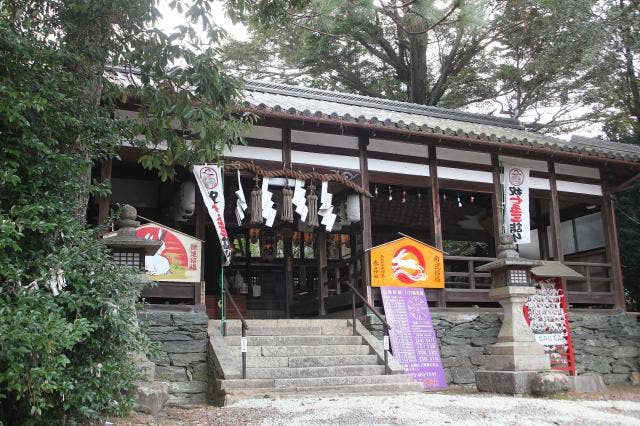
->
{"left": 500, "top": 161, "right": 505, "bottom": 235}
{"left": 220, "top": 164, "right": 226, "bottom": 336}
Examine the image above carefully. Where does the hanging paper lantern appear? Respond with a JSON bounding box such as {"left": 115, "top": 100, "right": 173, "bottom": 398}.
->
{"left": 388, "top": 186, "right": 393, "bottom": 202}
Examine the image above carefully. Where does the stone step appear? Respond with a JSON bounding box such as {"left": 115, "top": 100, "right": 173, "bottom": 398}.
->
{"left": 244, "top": 354, "right": 379, "bottom": 368}
{"left": 246, "top": 364, "right": 385, "bottom": 379}
{"left": 274, "top": 374, "right": 414, "bottom": 389}
{"left": 224, "top": 335, "right": 363, "bottom": 347}
{"left": 287, "top": 354, "right": 380, "bottom": 368}
{"left": 246, "top": 356, "right": 290, "bottom": 368}
{"left": 247, "top": 344, "right": 372, "bottom": 357}
{"left": 216, "top": 319, "right": 350, "bottom": 328}
{"left": 224, "top": 326, "right": 323, "bottom": 336}
{"left": 222, "top": 383, "right": 424, "bottom": 405}
{"left": 216, "top": 373, "right": 416, "bottom": 391}
{"left": 221, "top": 382, "right": 424, "bottom": 404}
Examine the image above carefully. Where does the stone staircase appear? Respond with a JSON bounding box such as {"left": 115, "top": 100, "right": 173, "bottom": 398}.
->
{"left": 208, "top": 319, "right": 423, "bottom": 404}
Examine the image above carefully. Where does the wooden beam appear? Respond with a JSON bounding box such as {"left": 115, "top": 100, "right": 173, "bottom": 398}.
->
{"left": 491, "top": 153, "right": 502, "bottom": 254}
{"left": 429, "top": 145, "right": 445, "bottom": 307}
{"left": 358, "top": 132, "right": 374, "bottom": 306}
{"left": 317, "top": 231, "right": 327, "bottom": 316}
{"left": 248, "top": 110, "right": 640, "bottom": 170}
{"left": 602, "top": 190, "right": 626, "bottom": 309}
{"left": 98, "top": 159, "right": 112, "bottom": 225}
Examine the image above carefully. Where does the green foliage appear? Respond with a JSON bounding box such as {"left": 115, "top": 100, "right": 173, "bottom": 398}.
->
{"left": 0, "top": 0, "right": 250, "bottom": 423}
{"left": 0, "top": 18, "right": 149, "bottom": 422}
{"left": 616, "top": 186, "right": 640, "bottom": 311}
{"left": 224, "top": 0, "right": 617, "bottom": 132}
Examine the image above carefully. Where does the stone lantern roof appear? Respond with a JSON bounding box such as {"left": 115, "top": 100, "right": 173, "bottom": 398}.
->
{"left": 475, "top": 234, "right": 542, "bottom": 273}
{"left": 103, "top": 204, "right": 162, "bottom": 255}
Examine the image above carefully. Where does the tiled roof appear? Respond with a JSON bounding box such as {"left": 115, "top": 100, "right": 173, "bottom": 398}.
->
{"left": 243, "top": 80, "right": 640, "bottom": 164}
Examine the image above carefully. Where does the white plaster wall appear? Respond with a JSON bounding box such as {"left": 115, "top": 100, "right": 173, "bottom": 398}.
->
{"left": 224, "top": 145, "right": 282, "bottom": 162}
{"left": 243, "top": 125, "right": 282, "bottom": 141}
{"left": 368, "top": 158, "right": 429, "bottom": 176}
{"left": 291, "top": 130, "right": 358, "bottom": 149}
{"left": 291, "top": 150, "right": 360, "bottom": 170}
{"left": 368, "top": 139, "right": 428, "bottom": 157}
{"left": 438, "top": 148, "right": 491, "bottom": 165}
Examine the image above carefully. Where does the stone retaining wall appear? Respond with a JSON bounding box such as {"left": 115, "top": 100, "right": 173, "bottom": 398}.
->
{"left": 363, "top": 311, "right": 639, "bottom": 387}
{"left": 138, "top": 309, "right": 209, "bottom": 406}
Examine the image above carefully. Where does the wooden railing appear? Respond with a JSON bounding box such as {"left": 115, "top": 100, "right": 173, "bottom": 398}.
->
{"left": 563, "top": 261, "right": 615, "bottom": 305}
{"left": 439, "top": 256, "right": 616, "bottom": 306}
{"left": 320, "top": 255, "right": 617, "bottom": 309}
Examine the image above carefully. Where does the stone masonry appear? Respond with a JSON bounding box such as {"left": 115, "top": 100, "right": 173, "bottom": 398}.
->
{"left": 364, "top": 311, "right": 639, "bottom": 387}
{"left": 138, "top": 309, "right": 209, "bottom": 406}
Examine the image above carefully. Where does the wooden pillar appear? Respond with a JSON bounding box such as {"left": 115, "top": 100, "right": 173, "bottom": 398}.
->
{"left": 195, "top": 193, "right": 205, "bottom": 240}
{"left": 602, "top": 190, "right": 626, "bottom": 309}
{"left": 285, "top": 237, "right": 293, "bottom": 318}
{"left": 98, "top": 159, "right": 112, "bottom": 225}
{"left": 282, "top": 127, "right": 291, "bottom": 168}
{"left": 491, "top": 153, "right": 502, "bottom": 254}
{"left": 195, "top": 190, "right": 206, "bottom": 306}
{"left": 535, "top": 198, "right": 550, "bottom": 260}
{"left": 548, "top": 162, "right": 564, "bottom": 262}
{"left": 548, "top": 161, "right": 569, "bottom": 301}
{"left": 317, "top": 231, "right": 327, "bottom": 316}
{"left": 428, "top": 145, "right": 446, "bottom": 307}
{"left": 358, "top": 132, "right": 374, "bottom": 306}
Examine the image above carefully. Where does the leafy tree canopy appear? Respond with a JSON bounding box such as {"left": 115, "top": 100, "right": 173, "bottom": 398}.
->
{"left": 0, "top": 0, "right": 250, "bottom": 422}
{"left": 223, "top": 0, "right": 610, "bottom": 133}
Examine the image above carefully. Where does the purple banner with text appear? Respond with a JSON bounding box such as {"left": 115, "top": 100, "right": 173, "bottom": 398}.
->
{"left": 380, "top": 287, "right": 447, "bottom": 389}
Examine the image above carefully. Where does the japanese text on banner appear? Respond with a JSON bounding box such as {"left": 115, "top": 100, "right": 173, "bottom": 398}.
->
{"left": 193, "top": 164, "right": 232, "bottom": 265}
{"left": 503, "top": 164, "right": 530, "bottom": 244}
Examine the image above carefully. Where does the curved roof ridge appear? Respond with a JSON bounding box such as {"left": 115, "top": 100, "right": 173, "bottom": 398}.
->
{"left": 245, "top": 79, "right": 525, "bottom": 131}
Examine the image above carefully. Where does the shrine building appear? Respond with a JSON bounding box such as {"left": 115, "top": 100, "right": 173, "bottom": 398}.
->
{"left": 96, "top": 78, "right": 640, "bottom": 317}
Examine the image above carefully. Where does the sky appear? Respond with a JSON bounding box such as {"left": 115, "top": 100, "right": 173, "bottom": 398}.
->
{"left": 157, "top": 1, "right": 249, "bottom": 42}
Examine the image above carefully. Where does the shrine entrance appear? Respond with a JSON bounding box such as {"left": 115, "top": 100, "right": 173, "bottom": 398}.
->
{"left": 205, "top": 175, "right": 364, "bottom": 319}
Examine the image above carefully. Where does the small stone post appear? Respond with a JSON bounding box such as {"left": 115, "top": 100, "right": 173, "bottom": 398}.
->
{"left": 474, "top": 234, "right": 550, "bottom": 394}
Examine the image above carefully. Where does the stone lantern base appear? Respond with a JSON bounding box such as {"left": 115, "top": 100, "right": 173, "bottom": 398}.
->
{"left": 475, "top": 285, "right": 551, "bottom": 394}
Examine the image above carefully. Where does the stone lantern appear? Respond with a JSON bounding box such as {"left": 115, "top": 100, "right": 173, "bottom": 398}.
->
{"left": 474, "top": 234, "right": 551, "bottom": 394}
{"left": 103, "top": 204, "right": 161, "bottom": 271}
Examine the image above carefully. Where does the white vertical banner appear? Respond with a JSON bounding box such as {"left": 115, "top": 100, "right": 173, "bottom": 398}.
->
{"left": 193, "top": 164, "right": 232, "bottom": 265}
{"left": 503, "top": 164, "right": 531, "bottom": 244}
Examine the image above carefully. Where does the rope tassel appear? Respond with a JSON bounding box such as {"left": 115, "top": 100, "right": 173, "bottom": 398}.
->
{"left": 250, "top": 179, "right": 262, "bottom": 224}
{"left": 306, "top": 184, "right": 319, "bottom": 227}
{"left": 281, "top": 187, "right": 294, "bottom": 223}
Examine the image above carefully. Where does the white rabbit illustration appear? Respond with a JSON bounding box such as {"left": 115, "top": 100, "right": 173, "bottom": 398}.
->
{"left": 144, "top": 230, "right": 171, "bottom": 275}
{"left": 392, "top": 248, "right": 426, "bottom": 282}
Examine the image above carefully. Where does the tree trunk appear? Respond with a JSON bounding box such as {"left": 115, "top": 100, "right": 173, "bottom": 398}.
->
{"left": 408, "top": 34, "right": 428, "bottom": 104}
{"left": 72, "top": 71, "right": 105, "bottom": 223}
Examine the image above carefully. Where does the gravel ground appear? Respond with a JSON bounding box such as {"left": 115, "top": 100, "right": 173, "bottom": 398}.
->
{"left": 121, "top": 386, "right": 640, "bottom": 426}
